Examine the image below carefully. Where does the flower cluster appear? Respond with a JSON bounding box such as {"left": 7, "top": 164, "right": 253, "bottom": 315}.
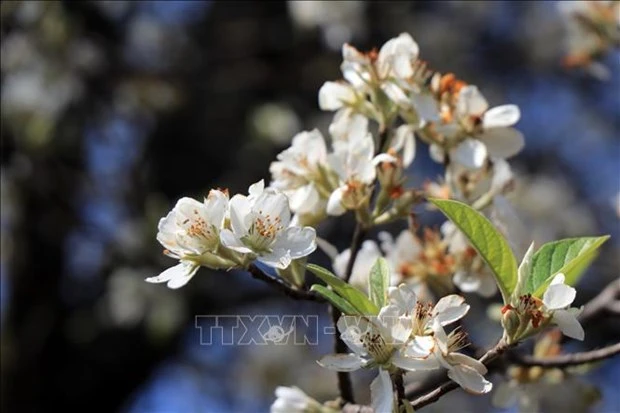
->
{"left": 558, "top": 0, "right": 620, "bottom": 80}
{"left": 143, "top": 30, "right": 606, "bottom": 412}
{"left": 502, "top": 273, "right": 584, "bottom": 342}
{"left": 318, "top": 284, "right": 491, "bottom": 411}
{"left": 146, "top": 181, "right": 316, "bottom": 288}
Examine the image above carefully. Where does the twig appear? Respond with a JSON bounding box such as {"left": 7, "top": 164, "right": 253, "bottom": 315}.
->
{"left": 409, "top": 339, "right": 513, "bottom": 410}
{"left": 246, "top": 264, "right": 324, "bottom": 302}
{"left": 508, "top": 342, "right": 620, "bottom": 367}
{"left": 392, "top": 370, "right": 405, "bottom": 408}
{"left": 578, "top": 278, "right": 620, "bottom": 324}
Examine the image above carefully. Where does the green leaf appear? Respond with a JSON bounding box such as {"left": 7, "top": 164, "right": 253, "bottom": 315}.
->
{"left": 310, "top": 285, "right": 359, "bottom": 315}
{"left": 368, "top": 257, "right": 390, "bottom": 308}
{"left": 528, "top": 236, "right": 609, "bottom": 297}
{"left": 429, "top": 198, "right": 518, "bottom": 303}
{"left": 307, "top": 264, "right": 379, "bottom": 315}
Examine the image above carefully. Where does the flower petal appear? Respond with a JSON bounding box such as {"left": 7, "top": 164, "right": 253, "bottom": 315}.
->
{"left": 482, "top": 104, "right": 520, "bottom": 128}
{"left": 429, "top": 144, "right": 445, "bottom": 163}
{"left": 452, "top": 138, "right": 488, "bottom": 170}
{"left": 477, "top": 127, "right": 525, "bottom": 159}
{"left": 229, "top": 194, "right": 252, "bottom": 235}
{"left": 219, "top": 228, "right": 253, "bottom": 254}
{"left": 327, "top": 187, "right": 347, "bottom": 216}
{"left": 405, "top": 335, "right": 436, "bottom": 358}
{"left": 318, "top": 81, "right": 356, "bottom": 111}
{"left": 434, "top": 294, "right": 470, "bottom": 326}
{"left": 447, "top": 353, "right": 487, "bottom": 375}
{"left": 448, "top": 364, "right": 493, "bottom": 394}
{"left": 145, "top": 261, "right": 200, "bottom": 289}
{"left": 388, "top": 283, "right": 418, "bottom": 315}
{"left": 456, "top": 85, "right": 489, "bottom": 117}
{"left": 553, "top": 309, "right": 585, "bottom": 341}
{"left": 393, "top": 352, "right": 440, "bottom": 372}
{"left": 370, "top": 370, "right": 394, "bottom": 413}
{"left": 258, "top": 248, "right": 292, "bottom": 269}
{"left": 337, "top": 316, "right": 369, "bottom": 356}
{"left": 317, "top": 353, "right": 365, "bottom": 372}
{"left": 543, "top": 282, "right": 576, "bottom": 310}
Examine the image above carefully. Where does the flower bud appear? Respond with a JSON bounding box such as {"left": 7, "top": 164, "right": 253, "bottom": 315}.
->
{"left": 501, "top": 306, "right": 520, "bottom": 344}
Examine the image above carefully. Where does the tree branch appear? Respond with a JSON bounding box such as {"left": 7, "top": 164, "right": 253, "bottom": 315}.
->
{"left": 409, "top": 339, "right": 512, "bottom": 410}
{"left": 578, "top": 278, "right": 620, "bottom": 324}
{"left": 246, "top": 264, "right": 325, "bottom": 302}
{"left": 330, "top": 223, "right": 368, "bottom": 405}
{"left": 508, "top": 341, "right": 620, "bottom": 367}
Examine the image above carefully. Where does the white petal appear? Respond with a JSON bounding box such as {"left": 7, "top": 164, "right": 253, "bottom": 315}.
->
{"left": 381, "top": 82, "right": 409, "bottom": 106}
{"left": 373, "top": 153, "right": 399, "bottom": 166}
{"left": 553, "top": 309, "right": 585, "bottom": 340}
{"left": 448, "top": 364, "right": 493, "bottom": 394}
{"left": 258, "top": 248, "right": 292, "bottom": 269}
{"left": 429, "top": 144, "right": 445, "bottom": 164}
{"left": 432, "top": 320, "right": 449, "bottom": 355}
{"left": 317, "top": 353, "right": 364, "bottom": 372}
{"left": 378, "top": 305, "right": 412, "bottom": 344}
{"left": 453, "top": 270, "right": 482, "bottom": 293}
{"left": 337, "top": 316, "right": 369, "bottom": 356}
{"left": 447, "top": 353, "right": 487, "bottom": 375}
{"left": 229, "top": 195, "right": 252, "bottom": 235}
{"left": 248, "top": 179, "right": 265, "bottom": 199}
{"left": 318, "top": 81, "right": 356, "bottom": 111}
{"left": 288, "top": 184, "right": 320, "bottom": 214}
{"left": 393, "top": 125, "right": 416, "bottom": 167}
{"left": 370, "top": 370, "right": 394, "bottom": 413}
{"left": 327, "top": 187, "right": 347, "bottom": 216}
{"left": 482, "top": 105, "right": 520, "bottom": 128}
{"left": 393, "top": 352, "right": 440, "bottom": 371}
{"left": 550, "top": 273, "right": 566, "bottom": 285}
{"left": 388, "top": 283, "right": 418, "bottom": 315}
{"left": 145, "top": 261, "right": 200, "bottom": 289}
{"left": 434, "top": 295, "right": 470, "bottom": 326}
{"left": 219, "top": 228, "right": 253, "bottom": 253}
{"left": 405, "top": 335, "right": 436, "bottom": 358}
{"left": 456, "top": 85, "right": 488, "bottom": 117}
{"left": 452, "top": 138, "right": 488, "bottom": 170}
{"left": 273, "top": 226, "right": 317, "bottom": 259}
{"left": 253, "top": 190, "right": 291, "bottom": 229}
{"left": 204, "top": 189, "right": 229, "bottom": 227}
{"left": 543, "top": 282, "right": 576, "bottom": 310}
{"left": 411, "top": 92, "right": 440, "bottom": 122}
{"left": 477, "top": 127, "right": 525, "bottom": 159}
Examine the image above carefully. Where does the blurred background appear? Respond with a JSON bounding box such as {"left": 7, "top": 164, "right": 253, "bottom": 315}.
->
{"left": 1, "top": 1, "right": 619, "bottom": 412}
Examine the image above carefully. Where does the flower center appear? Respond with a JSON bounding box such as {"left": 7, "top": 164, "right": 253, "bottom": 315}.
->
{"left": 361, "top": 331, "right": 393, "bottom": 365}
{"left": 244, "top": 211, "right": 283, "bottom": 253}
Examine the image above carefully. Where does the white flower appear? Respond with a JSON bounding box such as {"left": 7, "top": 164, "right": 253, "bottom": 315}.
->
{"left": 372, "top": 124, "right": 416, "bottom": 168}
{"left": 318, "top": 303, "right": 434, "bottom": 413}
{"left": 270, "top": 386, "right": 322, "bottom": 413}
{"left": 376, "top": 33, "right": 420, "bottom": 80}
{"left": 146, "top": 190, "right": 230, "bottom": 288}
{"left": 269, "top": 129, "right": 329, "bottom": 215}
{"left": 433, "top": 321, "right": 493, "bottom": 394}
{"left": 328, "top": 108, "right": 369, "bottom": 144}
{"left": 451, "top": 85, "right": 524, "bottom": 169}
{"left": 333, "top": 240, "right": 382, "bottom": 291}
{"left": 541, "top": 273, "right": 584, "bottom": 340}
{"left": 318, "top": 81, "right": 357, "bottom": 111}
{"left": 326, "top": 133, "right": 376, "bottom": 215}
{"left": 220, "top": 181, "right": 317, "bottom": 269}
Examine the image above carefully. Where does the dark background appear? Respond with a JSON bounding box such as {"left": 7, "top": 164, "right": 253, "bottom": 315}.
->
{"left": 1, "top": 1, "right": 619, "bottom": 412}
